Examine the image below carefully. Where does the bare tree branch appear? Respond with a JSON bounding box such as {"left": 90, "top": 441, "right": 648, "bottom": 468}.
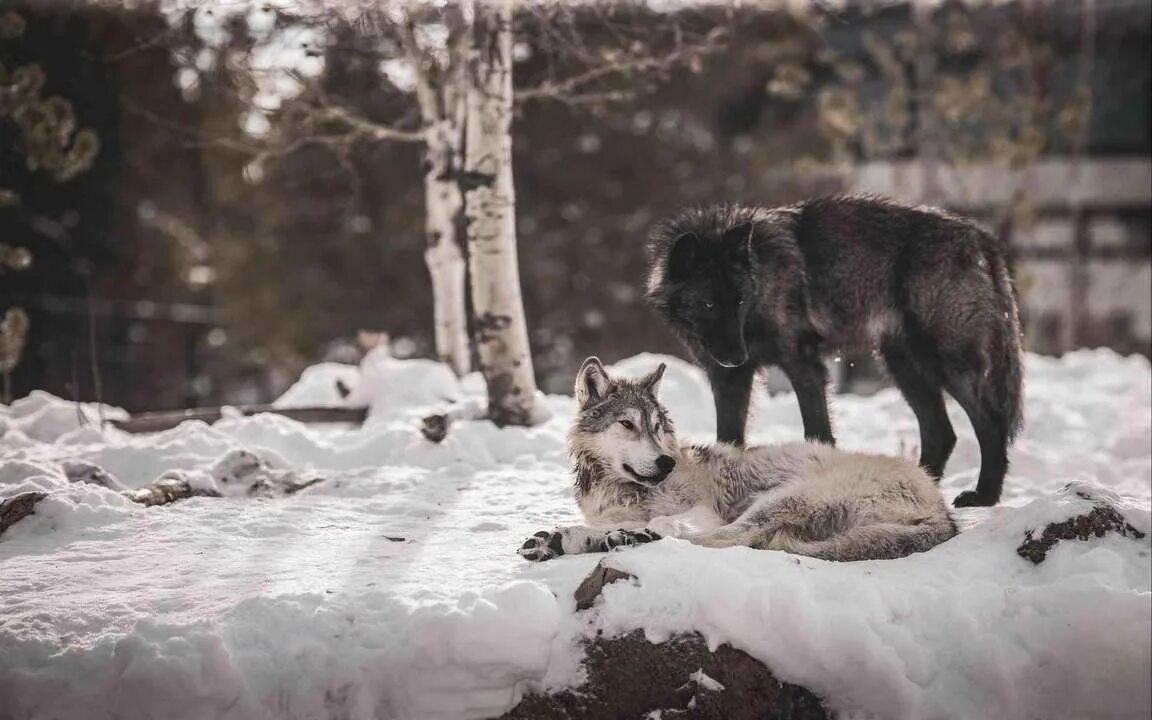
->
{"left": 516, "top": 25, "right": 728, "bottom": 105}
{"left": 397, "top": 7, "right": 442, "bottom": 122}
{"left": 306, "top": 105, "right": 423, "bottom": 142}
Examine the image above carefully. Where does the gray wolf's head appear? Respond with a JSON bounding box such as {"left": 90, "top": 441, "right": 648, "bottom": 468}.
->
{"left": 646, "top": 205, "right": 781, "bottom": 368}
{"left": 571, "top": 356, "right": 679, "bottom": 488}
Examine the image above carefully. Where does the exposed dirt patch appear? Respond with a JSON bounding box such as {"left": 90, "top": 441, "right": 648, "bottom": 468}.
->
{"left": 1017, "top": 505, "right": 1146, "bottom": 564}
{"left": 500, "top": 631, "right": 828, "bottom": 720}
{"left": 500, "top": 559, "right": 827, "bottom": 720}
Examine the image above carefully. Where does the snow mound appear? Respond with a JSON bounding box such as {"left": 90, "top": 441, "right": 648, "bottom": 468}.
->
{"left": 345, "top": 347, "right": 462, "bottom": 420}
{"left": 0, "top": 349, "right": 1149, "bottom": 719}
{"left": 0, "top": 390, "right": 127, "bottom": 443}
{"left": 271, "top": 361, "right": 361, "bottom": 408}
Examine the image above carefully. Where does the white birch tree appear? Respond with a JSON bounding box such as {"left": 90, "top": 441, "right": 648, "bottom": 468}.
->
{"left": 147, "top": 2, "right": 727, "bottom": 414}
{"left": 462, "top": 0, "right": 539, "bottom": 426}
{"left": 396, "top": 6, "right": 473, "bottom": 377}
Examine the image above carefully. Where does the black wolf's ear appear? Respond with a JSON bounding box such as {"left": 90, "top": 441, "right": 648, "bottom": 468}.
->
{"left": 641, "top": 362, "right": 666, "bottom": 396}
{"left": 575, "top": 356, "right": 612, "bottom": 407}
{"left": 666, "top": 232, "right": 702, "bottom": 282}
{"left": 722, "top": 222, "right": 755, "bottom": 264}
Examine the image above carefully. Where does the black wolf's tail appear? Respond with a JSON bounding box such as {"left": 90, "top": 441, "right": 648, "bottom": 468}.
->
{"left": 983, "top": 237, "right": 1025, "bottom": 441}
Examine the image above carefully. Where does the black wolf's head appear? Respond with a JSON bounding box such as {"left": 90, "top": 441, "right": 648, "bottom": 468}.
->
{"left": 570, "top": 357, "right": 679, "bottom": 493}
{"left": 646, "top": 206, "right": 779, "bottom": 368}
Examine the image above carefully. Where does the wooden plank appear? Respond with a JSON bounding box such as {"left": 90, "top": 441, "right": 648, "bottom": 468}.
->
{"left": 111, "top": 405, "right": 368, "bottom": 434}
{"left": 841, "top": 158, "right": 1152, "bottom": 210}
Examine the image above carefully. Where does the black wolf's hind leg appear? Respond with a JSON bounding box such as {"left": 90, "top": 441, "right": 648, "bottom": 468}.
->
{"left": 779, "top": 355, "right": 835, "bottom": 445}
{"left": 707, "top": 363, "right": 755, "bottom": 446}
{"left": 881, "top": 340, "right": 956, "bottom": 479}
{"left": 945, "top": 364, "right": 1009, "bottom": 507}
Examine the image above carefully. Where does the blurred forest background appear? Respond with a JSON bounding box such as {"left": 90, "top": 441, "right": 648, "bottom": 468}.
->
{"left": 1, "top": 0, "right": 1149, "bottom": 411}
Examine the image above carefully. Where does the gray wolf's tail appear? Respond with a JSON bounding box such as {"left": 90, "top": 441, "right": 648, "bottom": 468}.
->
{"left": 771, "top": 517, "right": 957, "bottom": 562}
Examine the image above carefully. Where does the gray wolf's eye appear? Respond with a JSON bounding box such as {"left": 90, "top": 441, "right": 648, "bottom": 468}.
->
{"left": 619, "top": 419, "right": 635, "bottom": 431}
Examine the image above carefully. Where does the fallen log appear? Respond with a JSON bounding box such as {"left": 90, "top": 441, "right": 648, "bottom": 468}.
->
{"left": 111, "top": 405, "right": 368, "bottom": 434}
{"left": 124, "top": 477, "right": 214, "bottom": 506}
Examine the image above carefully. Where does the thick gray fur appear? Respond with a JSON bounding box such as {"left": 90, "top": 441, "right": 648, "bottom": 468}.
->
{"left": 643, "top": 195, "right": 1024, "bottom": 508}
{"left": 518, "top": 357, "right": 957, "bottom": 563}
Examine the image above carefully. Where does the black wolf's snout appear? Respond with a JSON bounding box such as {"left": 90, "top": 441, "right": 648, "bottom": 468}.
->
{"left": 656, "top": 455, "right": 677, "bottom": 476}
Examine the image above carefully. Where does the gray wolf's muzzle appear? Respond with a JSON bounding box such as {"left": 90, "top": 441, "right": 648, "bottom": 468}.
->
{"left": 623, "top": 454, "right": 678, "bottom": 485}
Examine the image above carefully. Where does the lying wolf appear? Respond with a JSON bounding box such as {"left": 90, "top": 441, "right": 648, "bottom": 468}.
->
{"left": 519, "top": 357, "right": 956, "bottom": 562}
{"left": 644, "top": 196, "right": 1023, "bottom": 507}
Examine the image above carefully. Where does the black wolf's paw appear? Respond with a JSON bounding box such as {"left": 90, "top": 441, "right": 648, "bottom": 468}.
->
{"left": 519, "top": 530, "right": 565, "bottom": 562}
{"left": 953, "top": 490, "right": 998, "bottom": 508}
{"left": 603, "top": 528, "right": 662, "bottom": 551}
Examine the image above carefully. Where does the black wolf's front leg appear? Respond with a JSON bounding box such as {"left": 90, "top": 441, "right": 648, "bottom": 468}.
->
{"left": 707, "top": 363, "right": 755, "bottom": 446}
{"left": 780, "top": 354, "right": 835, "bottom": 445}
{"left": 518, "top": 527, "right": 661, "bottom": 562}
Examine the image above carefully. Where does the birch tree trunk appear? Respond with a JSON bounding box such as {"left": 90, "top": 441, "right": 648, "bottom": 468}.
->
{"left": 405, "top": 4, "right": 473, "bottom": 378}
{"left": 423, "top": 114, "right": 471, "bottom": 376}
{"left": 463, "top": 0, "right": 539, "bottom": 426}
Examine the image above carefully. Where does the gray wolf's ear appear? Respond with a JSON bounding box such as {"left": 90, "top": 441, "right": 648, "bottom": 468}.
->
{"left": 722, "top": 222, "right": 754, "bottom": 264}
{"left": 641, "top": 362, "right": 666, "bottom": 396}
{"left": 667, "top": 232, "right": 701, "bottom": 282}
{"left": 576, "top": 356, "right": 611, "bottom": 407}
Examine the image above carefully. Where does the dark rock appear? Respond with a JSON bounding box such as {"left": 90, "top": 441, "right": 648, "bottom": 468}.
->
{"left": 1017, "top": 505, "right": 1146, "bottom": 564}
{"left": 574, "top": 560, "right": 636, "bottom": 611}
{"left": 0, "top": 491, "right": 48, "bottom": 536}
{"left": 421, "top": 413, "right": 450, "bottom": 443}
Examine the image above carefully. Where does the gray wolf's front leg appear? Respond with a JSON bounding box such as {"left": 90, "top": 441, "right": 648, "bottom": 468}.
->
{"left": 518, "top": 526, "right": 662, "bottom": 562}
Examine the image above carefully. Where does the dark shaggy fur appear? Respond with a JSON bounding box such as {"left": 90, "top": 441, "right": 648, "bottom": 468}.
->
{"left": 645, "top": 194, "right": 1024, "bottom": 507}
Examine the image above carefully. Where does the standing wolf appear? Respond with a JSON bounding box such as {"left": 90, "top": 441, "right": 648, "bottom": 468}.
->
{"left": 518, "top": 357, "right": 956, "bottom": 562}
{"left": 645, "top": 195, "right": 1023, "bottom": 507}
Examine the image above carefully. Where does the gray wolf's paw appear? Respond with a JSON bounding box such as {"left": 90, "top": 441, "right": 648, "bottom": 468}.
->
{"left": 953, "top": 490, "right": 998, "bottom": 508}
{"left": 603, "top": 528, "right": 662, "bottom": 551}
{"left": 519, "top": 530, "right": 564, "bottom": 562}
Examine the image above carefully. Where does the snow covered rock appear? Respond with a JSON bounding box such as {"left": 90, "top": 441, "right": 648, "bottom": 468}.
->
{"left": 0, "top": 491, "right": 46, "bottom": 536}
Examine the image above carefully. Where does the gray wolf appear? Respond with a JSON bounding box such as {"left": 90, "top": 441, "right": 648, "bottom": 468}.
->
{"left": 644, "top": 195, "right": 1023, "bottom": 507}
{"left": 518, "top": 357, "right": 956, "bottom": 562}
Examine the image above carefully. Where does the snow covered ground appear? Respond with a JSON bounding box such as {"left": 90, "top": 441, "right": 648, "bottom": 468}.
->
{"left": 1, "top": 348, "right": 1149, "bottom": 719}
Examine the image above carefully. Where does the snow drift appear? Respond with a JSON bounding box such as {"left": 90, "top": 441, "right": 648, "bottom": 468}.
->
{"left": 1, "top": 348, "right": 1149, "bottom": 719}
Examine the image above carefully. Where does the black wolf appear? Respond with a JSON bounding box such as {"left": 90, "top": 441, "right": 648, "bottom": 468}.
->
{"left": 645, "top": 195, "right": 1023, "bottom": 507}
